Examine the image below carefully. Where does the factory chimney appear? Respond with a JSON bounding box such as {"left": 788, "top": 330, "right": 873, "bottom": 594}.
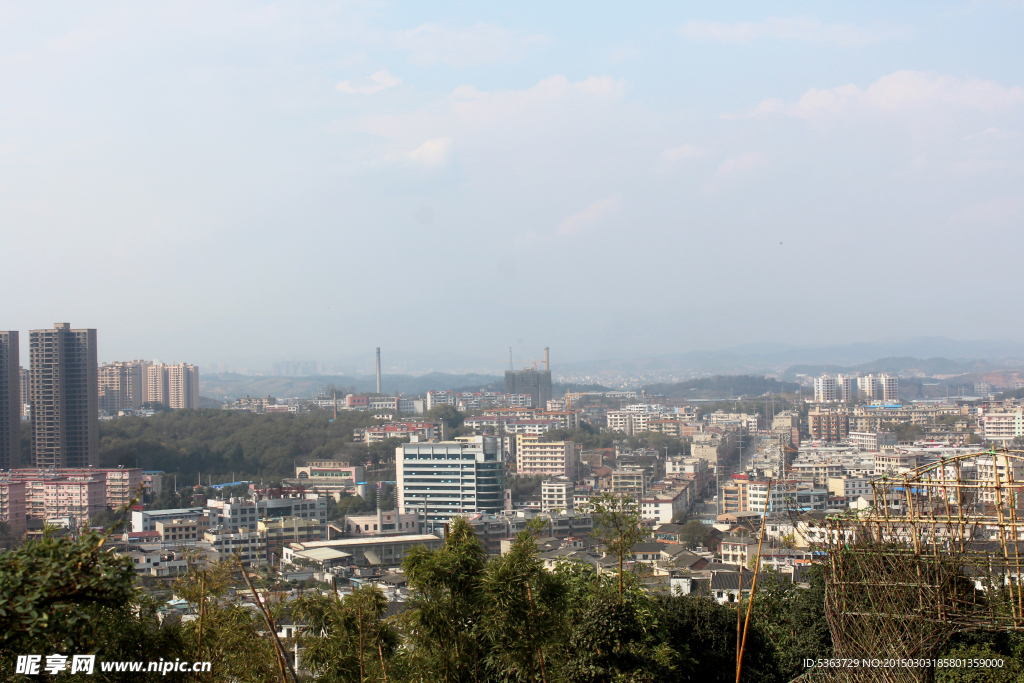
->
{"left": 544, "top": 347, "right": 550, "bottom": 371}
{"left": 376, "top": 347, "right": 382, "bottom": 394}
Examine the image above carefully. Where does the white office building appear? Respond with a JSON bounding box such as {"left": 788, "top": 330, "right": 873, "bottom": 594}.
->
{"left": 397, "top": 436, "right": 505, "bottom": 533}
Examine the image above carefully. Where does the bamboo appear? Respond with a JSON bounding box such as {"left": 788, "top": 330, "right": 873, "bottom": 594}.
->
{"left": 736, "top": 479, "right": 772, "bottom": 683}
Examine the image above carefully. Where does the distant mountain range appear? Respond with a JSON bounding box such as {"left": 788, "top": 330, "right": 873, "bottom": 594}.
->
{"left": 556, "top": 337, "right": 1024, "bottom": 377}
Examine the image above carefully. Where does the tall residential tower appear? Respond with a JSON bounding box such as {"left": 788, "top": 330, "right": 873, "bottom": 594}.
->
{"left": 0, "top": 332, "right": 19, "bottom": 470}
{"left": 29, "top": 323, "right": 99, "bottom": 468}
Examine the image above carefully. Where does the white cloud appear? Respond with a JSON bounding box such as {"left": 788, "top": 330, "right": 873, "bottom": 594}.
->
{"left": 555, "top": 194, "right": 622, "bottom": 237}
{"left": 392, "top": 23, "right": 547, "bottom": 67}
{"left": 336, "top": 69, "right": 401, "bottom": 95}
{"left": 662, "top": 144, "right": 705, "bottom": 163}
{"left": 406, "top": 137, "right": 452, "bottom": 166}
{"left": 714, "top": 152, "right": 765, "bottom": 179}
{"left": 679, "top": 16, "right": 910, "bottom": 46}
{"left": 747, "top": 71, "right": 1024, "bottom": 121}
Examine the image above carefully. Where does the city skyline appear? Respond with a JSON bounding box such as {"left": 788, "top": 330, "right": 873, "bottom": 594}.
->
{"left": 2, "top": 2, "right": 1023, "bottom": 365}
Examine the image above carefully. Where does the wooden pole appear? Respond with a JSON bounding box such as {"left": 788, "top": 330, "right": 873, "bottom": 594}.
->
{"left": 239, "top": 557, "right": 299, "bottom": 683}
{"left": 737, "top": 480, "right": 772, "bottom": 683}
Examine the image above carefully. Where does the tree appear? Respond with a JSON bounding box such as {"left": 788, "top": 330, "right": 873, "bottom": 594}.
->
{"left": 480, "top": 526, "right": 567, "bottom": 682}
{"left": 679, "top": 520, "right": 711, "bottom": 550}
{"left": 294, "top": 585, "right": 400, "bottom": 682}
{"left": 402, "top": 516, "right": 489, "bottom": 682}
{"left": 425, "top": 405, "right": 466, "bottom": 430}
{"left": 591, "top": 491, "right": 651, "bottom": 600}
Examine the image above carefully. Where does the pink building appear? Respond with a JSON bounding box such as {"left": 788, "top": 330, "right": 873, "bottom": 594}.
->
{"left": 41, "top": 477, "right": 107, "bottom": 526}
{"left": 0, "top": 479, "right": 26, "bottom": 528}
{"left": 7, "top": 467, "right": 143, "bottom": 510}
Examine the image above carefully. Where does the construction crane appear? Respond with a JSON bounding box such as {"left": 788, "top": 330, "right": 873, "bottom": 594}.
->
{"left": 563, "top": 390, "right": 587, "bottom": 411}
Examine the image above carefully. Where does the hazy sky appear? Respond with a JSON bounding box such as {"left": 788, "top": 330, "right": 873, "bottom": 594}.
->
{"left": 3, "top": 1, "right": 1023, "bottom": 370}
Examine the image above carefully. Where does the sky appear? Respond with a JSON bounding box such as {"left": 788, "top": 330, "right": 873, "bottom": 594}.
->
{"left": 2, "top": 1, "right": 1023, "bottom": 372}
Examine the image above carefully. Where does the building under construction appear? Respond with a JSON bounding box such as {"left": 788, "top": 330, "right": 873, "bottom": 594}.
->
{"left": 504, "top": 347, "right": 552, "bottom": 410}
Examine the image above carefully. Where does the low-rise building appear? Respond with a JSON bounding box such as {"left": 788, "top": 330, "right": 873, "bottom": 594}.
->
{"left": 541, "top": 479, "right": 574, "bottom": 514}
{"left": 283, "top": 534, "right": 443, "bottom": 569}
{"left": 155, "top": 515, "right": 211, "bottom": 546}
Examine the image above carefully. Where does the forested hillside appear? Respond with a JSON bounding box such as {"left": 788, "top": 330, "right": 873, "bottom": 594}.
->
{"left": 96, "top": 409, "right": 390, "bottom": 482}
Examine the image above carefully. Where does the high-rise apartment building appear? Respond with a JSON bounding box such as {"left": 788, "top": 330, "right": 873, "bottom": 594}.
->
{"left": 813, "top": 375, "right": 837, "bottom": 403}
{"left": 0, "top": 332, "right": 19, "bottom": 470}
{"left": 857, "top": 375, "right": 881, "bottom": 402}
{"left": 144, "top": 362, "right": 199, "bottom": 409}
{"left": 98, "top": 360, "right": 150, "bottom": 414}
{"left": 879, "top": 374, "right": 899, "bottom": 403}
{"left": 504, "top": 368, "right": 552, "bottom": 413}
{"left": 29, "top": 323, "right": 99, "bottom": 468}
{"left": 836, "top": 375, "right": 857, "bottom": 403}
{"left": 19, "top": 367, "right": 29, "bottom": 417}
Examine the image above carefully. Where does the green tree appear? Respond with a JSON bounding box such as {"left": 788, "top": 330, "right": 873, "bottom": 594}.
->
{"left": 679, "top": 520, "right": 711, "bottom": 550}
{"left": 402, "top": 516, "right": 488, "bottom": 682}
{"left": 172, "top": 554, "right": 279, "bottom": 682}
{"left": 425, "top": 405, "right": 466, "bottom": 430}
{"left": 480, "top": 526, "right": 567, "bottom": 682}
{"left": 591, "top": 491, "right": 651, "bottom": 600}
{"left": 294, "top": 585, "right": 400, "bottom": 682}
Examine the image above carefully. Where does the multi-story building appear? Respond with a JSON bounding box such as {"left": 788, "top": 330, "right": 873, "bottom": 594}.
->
{"left": 144, "top": 363, "right": 200, "bottom": 409}
{"left": 342, "top": 510, "right": 419, "bottom": 536}
{"left": 425, "top": 391, "right": 455, "bottom": 410}
{"left": 541, "top": 478, "right": 574, "bottom": 514}
{"left": 978, "top": 406, "right": 1024, "bottom": 445}
{"left": 848, "top": 431, "right": 898, "bottom": 451}
{"left": 204, "top": 525, "right": 262, "bottom": 566}
{"left": 880, "top": 374, "right": 899, "bottom": 403}
{"left": 807, "top": 406, "right": 849, "bottom": 442}
{"left": 97, "top": 360, "right": 150, "bottom": 414}
{"left": 504, "top": 368, "right": 552, "bottom": 414}
{"left": 19, "top": 366, "right": 29, "bottom": 419}
{"left": 836, "top": 375, "right": 857, "bottom": 403}
{"left": 155, "top": 515, "right": 210, "bottom": 545}
{"left": 132, "top": 507, "right": 207, "bottom": 532}
{"left": 0, "top": 478, "right": 26, "bottom": 528}
{"left": 515, "top": 434, "right": 576, "bottom": 478}
{"left": 827, "top": 476, "right": 873, "bottom": 503}
{"left": 639, "top": 487, "right": 688, "bottom": 524}
{"left": 858, "top": 375, "right": 881, "bottom": 402}
{"left": 4, "top": 467, "right": 143, "bottom": 511}
{"left": 259, "top": 516, "right": 322, "bottom": 558}
{"left": 29, "top": 323, "right": 99, "bottom": 468}
{"left": 40, "top": 476, "right": 106, "bottom": 526}
{"left": 0, "top": 332, "right": 18, "bottom": 470}
{"left": 364, "top": 422, "right": 436, "bottom": 443}
{"left": 611, "top": 470, "right": 646, "bottom": 496}
{"left": 397, "top": 436, "right": 505, "bottom": 532}
{"left": 814, "top": 375, "right": 837, "bottom": 403}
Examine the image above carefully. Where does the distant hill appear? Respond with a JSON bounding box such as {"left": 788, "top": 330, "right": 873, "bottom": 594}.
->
{"left": 642, "top": 375, "right": 801, "bottom": 399}
{"left": 200, "top": 372, "right": 502, "bottom": 400}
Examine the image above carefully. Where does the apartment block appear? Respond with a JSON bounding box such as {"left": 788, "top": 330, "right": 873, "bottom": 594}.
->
{"left": 145, "top": 363, "right": 200, "bottom": 409}
{"left": 0, "top": 478, "right": 26, "bottom": 528}
{"left": 807, "top": 405, "right": 849, "bottom": 442}
{"left": 0, "top": 332, "right": 18, "bottom": 470}
{"left": 97, "top": 360, "right": 150, "bottom": 413}
{"left": 29, "top": 324, "right": 99, "bottom": 468}
{"left": 397, "top": 436, "right": 505, "bottom": 530}
{"left": 515, "top": 434, "right": 576, "bottom": 478}
{"left": 155, "top": 515, "right": 211, "bottom": 545}
{"left": 541, "top": 478, "right": 574, "bottom": 514}
{"left": 978, "top": 406, "right": 1024, "bottom": 445}
{"left": 836, "top": 375, "right": 857, "bottom": 403}
{"left": 813, "top": 375, "right": 837, "bottom": 403}
{"left": 19, "top": 366, "right": 29, "bottom": 418}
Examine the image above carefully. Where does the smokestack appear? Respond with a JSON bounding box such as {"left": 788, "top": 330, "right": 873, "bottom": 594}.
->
{"left": 544, "top": 347, "right": 550, "bottom": 372}
{"left": 376, "top": 347, "right": 382, "bottom": 394}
